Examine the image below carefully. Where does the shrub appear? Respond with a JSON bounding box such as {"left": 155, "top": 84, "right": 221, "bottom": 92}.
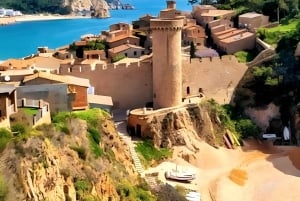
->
{"left": 235, "top": 119, "right": 261, "bottom": 138}
{"left": 88, "top": 135, "right": 103, "bottom": 158}
{"left": 135, "top": 139, "right": 172, "bottom": 167}
{"left": 0, "top": 174, "right": 7, "bottom": 201}
{"left": 117, "top": 181, "right": 155, "bottom": 201}
{"left": 88, "top": 127, "right": 101, "bottom": 144}
{"left": 0, "top": 128, "right": 12, "bottom": 152}
{"left": 11, "top": 122, "right": 32, "bottom": 141}
{"left": 74, "top": 178, "right": 92, "bottom": 200}
{"left": 70, "top": 146, "right": 87, "bottom": 160}
{"left": 112, "top": 54, "right": 126, "bottom": 63}
{"left": 11, "top": 123, "right": 27, "bottom": 135}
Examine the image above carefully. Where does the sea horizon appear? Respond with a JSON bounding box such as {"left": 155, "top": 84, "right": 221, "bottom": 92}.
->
{"left": 0, "top": 0, "right": 193, "bottom": 60}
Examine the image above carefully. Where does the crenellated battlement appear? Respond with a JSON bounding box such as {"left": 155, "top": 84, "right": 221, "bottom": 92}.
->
{"left": 150, "top": 18, "right": 184, "bottom": 32}
{"left": 60, "top": 59, "right": 152, "bottom": 74}
{"left": 151, "top": 26, "right": 182, "bottom": 31}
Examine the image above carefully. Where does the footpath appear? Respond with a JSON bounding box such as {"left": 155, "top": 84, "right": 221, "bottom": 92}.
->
{"left": 114, "top": 120, "right": 159, "bottom": 190}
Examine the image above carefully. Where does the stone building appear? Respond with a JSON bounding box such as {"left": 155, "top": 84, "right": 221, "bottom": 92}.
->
{"left": 0, "top": 84, "right": 17, "bottom": 128}
{"left": 239, "top": 12, "right": 269, "bottom": 32}
{"left": 19, "top": 72, "right": 90, "bottom": 112}
{"left": 192, "top": 5, "right": 234, "bottom": 27}
{"left": 182, "top": 18, "right": 206, "bottom": 46}
{"left": 59, "top": 0, "right": 248, "bottom": 112}
{"left": 150, "top": 0, "right": 184, "bottom": 109}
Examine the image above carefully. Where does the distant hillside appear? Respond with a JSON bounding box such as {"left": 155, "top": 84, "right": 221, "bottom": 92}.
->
{"left": 0, "top": 0, "right": 109, "bottom": 17}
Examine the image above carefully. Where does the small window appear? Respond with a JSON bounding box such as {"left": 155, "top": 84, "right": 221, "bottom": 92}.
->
{"left": 187, "top": 86, "right": 190, "bottom": 95}
{"left": 134, "top": 51, "right": 137, "bottom": 56}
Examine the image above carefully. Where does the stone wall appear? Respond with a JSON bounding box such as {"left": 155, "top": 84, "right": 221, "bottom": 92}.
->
{"left": 60, "top": 60, "right": 153, "bottom": 110}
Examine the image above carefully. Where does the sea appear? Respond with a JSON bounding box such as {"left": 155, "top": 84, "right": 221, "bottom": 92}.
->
{"left": 0, "top": 0, "right": 193, "bottom": 61}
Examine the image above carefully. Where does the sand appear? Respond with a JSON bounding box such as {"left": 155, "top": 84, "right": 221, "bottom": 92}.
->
{"left": 0, "top": 14, "right": 89, "bottom": 25}
{"left": 145, "top": 140, "right": 300, "bottom": 201}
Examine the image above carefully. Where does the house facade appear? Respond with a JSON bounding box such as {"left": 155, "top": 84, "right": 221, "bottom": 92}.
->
{"left": 0, "top": 84, "right": 17, "bottom": 128}
{"left": 108, "top": 44, "right": 145, "bottom": 58}
{"left": 83, "top": 50, "right": 106, "bottom": 60}
{"left": 182, "top": 24, "right": 206, "bottom": 46}
{"left": 192, "top": 5, "right": 234, "bottom": 26}
{"left": 20, "top": 72, "right": 90, "bottom": 112}
{"left": 239, "top": 12, "right": 269, "bottom": 32}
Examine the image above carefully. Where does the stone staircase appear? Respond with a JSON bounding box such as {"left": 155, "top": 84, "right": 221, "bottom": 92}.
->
{"left": 115, "top": 121, "right": 145, "bottom": 176}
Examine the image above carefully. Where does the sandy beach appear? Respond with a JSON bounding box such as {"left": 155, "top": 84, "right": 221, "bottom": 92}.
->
{"left": 0, "top": 14, "right": 89, "bottom": 25}
{"left": 145, "top": 140, "right": 300, "bottom": 201}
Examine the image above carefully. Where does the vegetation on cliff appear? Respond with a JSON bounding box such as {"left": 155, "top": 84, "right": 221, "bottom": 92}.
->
{"left": 0, "top": 109, "right": 156, "bottom": 201}
{"left": 0, "top": 0, "right": 71, "bottom": 14}
{"left": 193, "top": 0, "right": 300, "bottom": 22}
{"left": 135, "top": 139, "right": 172, "bottom": 167}
{"left": 69, "top": 40, "right": 107, "bottom": 58}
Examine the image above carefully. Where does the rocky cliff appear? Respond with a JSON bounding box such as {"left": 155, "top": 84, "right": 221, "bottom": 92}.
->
{"left": 64, "top": 0, "right": 109, "bottom": 18}
{"left": 0, "top": 114, "right": 136, "bottom": 201}
{"left": 135, "top": 103, "right": 231, "bottom": 150}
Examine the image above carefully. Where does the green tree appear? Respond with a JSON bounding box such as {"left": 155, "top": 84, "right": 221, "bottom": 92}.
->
{"left": 190, "top": 41, "right": 196, "bottom": 59}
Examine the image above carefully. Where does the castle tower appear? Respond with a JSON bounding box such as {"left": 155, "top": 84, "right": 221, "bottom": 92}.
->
{"left": 150, "top": 0, "right": 184, "bottom": 109}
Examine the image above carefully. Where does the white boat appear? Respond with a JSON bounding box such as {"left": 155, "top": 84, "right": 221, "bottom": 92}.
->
{"left": 186, "top": 191, "right": 201, "bottom": 201}
{"left": 165, "top": 165, "right": 196, "bottom": 182}
{"left": 283, "top": 126, "right": 290, "bottom": 141}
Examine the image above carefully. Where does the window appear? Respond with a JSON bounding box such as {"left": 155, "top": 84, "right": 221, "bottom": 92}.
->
{"left": 134, "top": 51, "right": 137, "bottom": 56}
{"left": 187, "top": 86, "right": 190, "bottom": 95}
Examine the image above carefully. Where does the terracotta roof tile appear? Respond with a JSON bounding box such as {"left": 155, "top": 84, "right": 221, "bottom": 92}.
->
{"left": 23, "top": 72, "right": 90, "bottom": 87}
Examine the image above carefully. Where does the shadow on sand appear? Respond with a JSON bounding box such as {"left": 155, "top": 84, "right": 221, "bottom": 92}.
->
{"left": 241, "top": 139, "right": 300, "bottom": 177}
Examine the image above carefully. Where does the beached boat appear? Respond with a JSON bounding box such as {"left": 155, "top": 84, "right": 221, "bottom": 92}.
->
{"left": 165, "top": 166, "right": 196, "bottom": 182}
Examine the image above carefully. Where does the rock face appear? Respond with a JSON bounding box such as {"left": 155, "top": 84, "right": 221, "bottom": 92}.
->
{"left": 142, "top": 105, "right": 221, "bottom": 150}
{"left": 0, "top": 117, "right": 135, "bottom": 201}
{"left": 63, "top": 0, "right": 110, "bottom": 18}
{"left": 92, "top": 0, "right": 110, "bottom": 18}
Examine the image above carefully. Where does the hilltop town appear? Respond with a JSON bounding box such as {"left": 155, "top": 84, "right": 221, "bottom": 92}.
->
{"left": 1, "top": 1, "right": 300, "bottom": 201}
{"left": 0, "top": 0, "right": 276, "bottom": 123}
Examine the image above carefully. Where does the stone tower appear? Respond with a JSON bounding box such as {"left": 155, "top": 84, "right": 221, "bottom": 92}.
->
{"left": 150, "top": 0, "right": 184, "bottom": 109}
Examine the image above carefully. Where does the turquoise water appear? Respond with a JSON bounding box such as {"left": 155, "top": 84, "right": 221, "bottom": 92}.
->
{"left": 0, "top": 0, "right": 192, "bottom": 60}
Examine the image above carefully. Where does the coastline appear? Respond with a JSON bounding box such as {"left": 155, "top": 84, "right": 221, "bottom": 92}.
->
{"left": 0, "top": 14, "right": 91, "bottom": 25}
{"left": 15, "top": 14, "right": 91, "bottom": 22}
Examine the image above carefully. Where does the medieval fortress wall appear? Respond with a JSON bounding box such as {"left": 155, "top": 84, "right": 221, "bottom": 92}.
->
{"left": 59, "top": 54, "right": 246, "bottom": 109}
{"left": 60, "top": 60, "right": 153, "bottom": 109}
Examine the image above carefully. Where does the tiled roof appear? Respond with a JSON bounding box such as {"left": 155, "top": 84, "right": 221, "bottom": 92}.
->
{"left": 27, "top": 56, "right": 62, "bottom": 69}
{"left": 0, "top": 69, "right": 34, "bottom": 76}
{"left": 23, "top": 72, "right": 90, "bottom": 87}
{"left": 88, "top": 94, "right": 113, "bottom": 106}
{"left": 220, "top": 32, "right": 254, "bottom": 43}
{"left": 83, "top": 50, "right": 105, "bottom": 55}
{"left": 239, "top": 12, "right": 262, "bottom": 18}
{"left": 201, "top": 9, "right": 234, "bottom": 17}
{"left": 0, "top": 84, "right": 15, "bottom": 94}
{"left": 107, "top": 35, "right": 139, "bottom": 43}
{"left": 75, "top": 41, "right": 87, "bottom": 46}
{"left": 109, "top": 44, "right": 145, "bottom": 54}
{"left": 218, "top": 29, "right": 247, "bottom": 40}
{"left": 0, "top": 59, "right": 35, "bottom": 69}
